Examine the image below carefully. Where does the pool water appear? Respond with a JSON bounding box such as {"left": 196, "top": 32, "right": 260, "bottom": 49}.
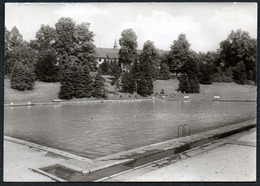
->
{"left": 4, "top": 100, "right": 256, "bottom": 159}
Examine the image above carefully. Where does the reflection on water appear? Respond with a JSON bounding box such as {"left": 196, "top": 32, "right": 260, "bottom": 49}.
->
{"left": 4, "top": 100, "right": 256, "bottom": 159}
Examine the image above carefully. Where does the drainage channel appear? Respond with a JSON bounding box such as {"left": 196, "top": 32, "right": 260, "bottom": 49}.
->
{"left": 40, "top": 147, "right": 180, "bottom": 182}
{"left": 41, "top": 163, "right": 130, "bottom": 182}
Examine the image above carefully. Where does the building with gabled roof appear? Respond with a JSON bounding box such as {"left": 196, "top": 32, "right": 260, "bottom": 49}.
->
{"left": 95, "top": 40, "right": 167, "bottom": 72}
{"left": 96, "top": 47, "right": 119, "bottom": 65}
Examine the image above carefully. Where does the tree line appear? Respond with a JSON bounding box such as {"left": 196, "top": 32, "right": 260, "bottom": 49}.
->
{"left": 4, "top": 17, "right": 257, "bottom": 99}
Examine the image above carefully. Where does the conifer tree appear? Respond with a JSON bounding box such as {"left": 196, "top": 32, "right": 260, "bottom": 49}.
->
{"left": 189, "top": 73, "right": 200, "bottom": 93}
{"left": 92, "top": 72, "right": 107, "bottom": 98}
{"left": 178, "top": 73, "right": 190, "bottom": 93}
{"left": 178, "top": 72, "right": 200, "bottom": 93}
{"left": 74, "top": 66, "right": 93, "bottom": 98}
{"left": 158, "top": 63, "right": 170, "bottom": 80}
{"left": 99, "top": 60, "right": 110, "bottom": 75}
{"left": 136, "top": 41, "right": 156, "bottom": 96}
{"left": 58, "top": 67, "right": 74, "bottom": 100}
{"left": 121, "top": 71, "right": 136, "bottom": 94}
{"left": 10, "top": 62, "right": 35, "bottom": 91}
{"left": 58, "top": 57, "right": 73, "bottom": 99}
{"left": 136, "top": 59, "right": 154, "bottom": 96}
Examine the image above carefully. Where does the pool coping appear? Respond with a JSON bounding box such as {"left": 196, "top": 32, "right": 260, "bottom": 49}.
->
{"left": 4, "top": 98, "right": 256, "bottom": 107}
{"left": 4, "top": 136, "right": 93, "bottom": 163}
{"left": 3, "top": 98, "right": 155, "bottom": 107}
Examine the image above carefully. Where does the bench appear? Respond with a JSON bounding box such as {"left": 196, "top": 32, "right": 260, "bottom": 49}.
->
{"left": 53, "top": 99, "right": 62, "bottom": 102}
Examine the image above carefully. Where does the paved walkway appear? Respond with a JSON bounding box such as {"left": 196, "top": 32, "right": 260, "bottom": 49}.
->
{"left": 100, "top": 128, "right": 256, "bottom": 182}
{"left": 3, "top": 140, "right": 66, "bottom": 182}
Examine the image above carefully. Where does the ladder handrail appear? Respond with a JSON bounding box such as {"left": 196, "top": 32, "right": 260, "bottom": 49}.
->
{"left": 178, "top": 124, "right": 184, "bottom": 138}
{"left": 183, "top": 124, "right": 191, "bottom": 136}
{"left": 177, "top": 124, "right": 191, "bottom": 138}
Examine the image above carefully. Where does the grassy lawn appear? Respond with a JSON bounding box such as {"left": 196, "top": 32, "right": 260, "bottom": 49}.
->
{"left": 4, "top": 78, "right": 256, "bottom": 104}
{"left": 4, "top": 79, "right": 60, "bottom": 104}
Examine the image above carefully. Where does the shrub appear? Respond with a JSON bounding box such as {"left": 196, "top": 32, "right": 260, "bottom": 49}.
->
{"left": 160, "top": 89, "right": 165, "bottom": 95}
{"left": 212, "top": 67, "right": 233, "bottom": 82}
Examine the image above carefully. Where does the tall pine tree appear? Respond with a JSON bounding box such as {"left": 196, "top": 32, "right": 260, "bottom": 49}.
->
{"left": 158, "top": 63, "right": 170, "bottom": 80}
{"left": 92, "top": 72, "right": 107, "bottom": 98}
{"left": 136, "top": 41, "right": 156, "bottom": 96}
{"left": 11, "top": 62, "right": 35, "bottom": 91}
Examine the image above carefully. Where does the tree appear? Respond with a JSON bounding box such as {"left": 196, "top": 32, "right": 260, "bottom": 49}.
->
{"left": 92, "top": 72, "right": 107, "bottom": 98}
{"left": 158, "top": 63, "right": 170, "bottom": 80}
{"left": 8, "top": 37, "right": 37, "bottom": 91}
{"left": 58, "top": 56, "right": 93, "bottom": 99}
{"left": 10, "top": 62, "right": 35, "bottom": 91}
{"left": 74, "top": 64, "right": 93, "bottom": 98}
{"left": 58, "top": 66, "right": 74, "bottom": 100}
{"left": 33, "top": 25, "right": 58, "bottom": 82}
{"left": 189, "top": 73, "right": 200, "bottom": 93}
{"left": 136, "top": 67, "right": 153, "bottom": 96}
{"left": 140, "top": 40, "right": 160, "bottom": 79}
{"left": 55, "top": 17, "right": 96, "bottom": 99}
{"left": 167, "top": 34, "right": 200, "bottom": 93}
{"left": 232, "top": 61, "right": 247, "bottom": 84}
{"left": 178, "top": 72, "right": 199, "bottom": 93}
{"left": 198, "top": 63, "right": 213, "bottom": 84}
{"left": 99, "top": 60, "right": 110, "bottom": 75}
{"left": 4, "top": 26, "right": 24, "bottom": 77}
{"left": 135, "top": 41, "right": 156, "bottom": 96}
{"left": 181, "top": 50, "right": 199, "bottom": 74}
{"left": 4, "top": 27, "right": 10, "bottom": 77}
{"left": 198, "top": 52, "right": 216, "bottom": 84}
{"left": 219, "top": 30, "right": 257, "bottom": 83}
{"left": 118, "top": 29, "right": 138, "bottom": 92}
{"left": 178, "top": 73, "right": 190, "bottom": 93}
{"left": 168, "top": 34, "right": 190, "bottom": 74}
{"left": 118, "top": 29, "right": 138, "bottom": 69}
{"left": 8, "top": 26, "right": 23, "bottom": 48}
{"left": 109, "top": 61, "right": 121, "bottom": 76}
{"left": 35, "top": 50, "right": 59, "bottom": 82}
{"left": 74, "top": 22, "right": 97, "bottom": 71}
{"left": 33, "top": 24, "right": 56, "bottom": 50}
{"left": 54, "top": 17, "right": 76, "bottom": 63}
{"left": 121, "top": 71, "right": 136, "bottom": 94}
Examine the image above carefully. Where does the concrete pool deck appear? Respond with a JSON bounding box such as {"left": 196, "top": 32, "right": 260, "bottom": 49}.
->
{"left": 115, "top": 127, "right": 257, "bottom": 182}
{"left": 4, "top": 119, "right": 256, "bottom": 182}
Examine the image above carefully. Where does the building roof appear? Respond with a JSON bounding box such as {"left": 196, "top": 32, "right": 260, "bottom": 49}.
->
{"left": 96, "top": 48, "right": 119, "bottom": 59}
{"left": 95, "top": 47, "right": 167, "bottom": 59}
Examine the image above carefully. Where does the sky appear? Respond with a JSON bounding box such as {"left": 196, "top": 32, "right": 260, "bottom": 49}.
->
{"left": 5, "top": 3, "right": 257, "bottom": 53}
